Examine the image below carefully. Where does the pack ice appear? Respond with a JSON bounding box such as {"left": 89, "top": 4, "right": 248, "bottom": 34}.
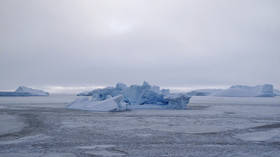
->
{"left": 68, "top": 82, "right": 191, "bottom": 111}
{"left": 0, "top": 86, "right": 49, "bottom": 96}
{"left": 187, "top": 84, "right": 278, "bottom": 97}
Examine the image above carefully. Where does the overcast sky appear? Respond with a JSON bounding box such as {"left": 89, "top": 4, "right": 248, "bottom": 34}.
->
{"left": 1, "top": 0, "right": 280, "bottom": 93}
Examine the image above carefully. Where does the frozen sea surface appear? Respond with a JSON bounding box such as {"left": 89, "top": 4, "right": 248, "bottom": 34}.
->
{"left": 0, "top": 95, "right": 280, "bottom": 157}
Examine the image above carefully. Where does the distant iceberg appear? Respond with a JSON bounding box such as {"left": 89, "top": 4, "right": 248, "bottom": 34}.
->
{"left": 69, "top": 82, "right": 191, "bottom": 112}
{"left": 0, "top": 86, "right": 49, "bottom": 96}
{"left": 187, "top": 84, "right": 278, "bottom": 97}
{"left": 213, "top": 84, "right": 275, "bottom": 97}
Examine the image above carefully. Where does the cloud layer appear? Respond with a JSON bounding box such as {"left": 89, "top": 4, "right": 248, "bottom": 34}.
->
{"left": 1, "top": 0, "right": 279, "bottom": 91}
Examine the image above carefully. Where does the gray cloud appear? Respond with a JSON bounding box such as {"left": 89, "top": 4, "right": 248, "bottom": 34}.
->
{"left": 1, "top": 0, "right": 280, "bottom": 91}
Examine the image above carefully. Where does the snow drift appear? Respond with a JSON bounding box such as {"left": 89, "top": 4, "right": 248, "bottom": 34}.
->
{"left": 0, "top": 86, "right": 49, "bottom": 96}
{"left": 69, "top": 82, "right": 191, "bottom": 111}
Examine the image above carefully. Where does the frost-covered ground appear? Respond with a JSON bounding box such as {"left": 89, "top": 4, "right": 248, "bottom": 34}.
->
{"left": 0, "top": 95, "right": 280, "bottom": 157}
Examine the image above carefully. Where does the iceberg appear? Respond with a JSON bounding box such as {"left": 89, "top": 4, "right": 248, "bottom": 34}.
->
{"left": 213, "top": 84, "right": 275, "bottom": 97}
{"left": 77, "top": 81, "right": 170, "bottom": 104}
{"left": 187, "top": 84, "right": 277, "bottom": 97}
{"left": 0, "top": 86, "right": 49, "bottom": 96}
{"left": 69, "top": 82, "right": 191, "bottom": 111}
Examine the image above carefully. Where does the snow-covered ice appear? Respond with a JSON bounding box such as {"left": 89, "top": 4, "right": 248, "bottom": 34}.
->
{"left": 1, "top": 95, "right": 280, "bottom": 156}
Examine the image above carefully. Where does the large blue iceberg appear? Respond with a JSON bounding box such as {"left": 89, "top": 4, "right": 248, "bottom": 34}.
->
{"left": 68, "top": 82, "right": 191, "bottom": 111}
